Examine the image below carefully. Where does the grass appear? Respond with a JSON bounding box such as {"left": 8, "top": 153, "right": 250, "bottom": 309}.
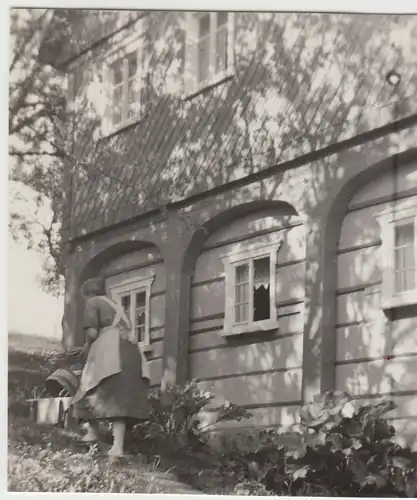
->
{"left": 7, "top": 332, "right": 200, "bottom": 494}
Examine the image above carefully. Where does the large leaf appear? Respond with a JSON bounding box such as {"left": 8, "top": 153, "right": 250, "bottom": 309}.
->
{"left": 292, "top": 466, "right": 309, "bottom": 480}
{"left": 349, "top": 453, "right": 368, "bottom": 484}
{"left": 287, "top": 443, "right": 308, "bottom": 460}
{"left": 326, "top": 433, "right": 345, "bottom": 452}
{"left": 341, "top": 401, "right": 356, "bottom": 418}
{"left": 405, "top": 472, "right": 417, "bottom": 498}
{"left": 362, "top": 474, "right": 387, "bottom": 489}
{"left": 392, "top": 456, "right": 410, "bottom": 469}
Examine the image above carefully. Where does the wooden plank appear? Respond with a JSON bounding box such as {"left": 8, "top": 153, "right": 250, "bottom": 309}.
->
{"left": 189, "top": 334, "right": 303, "bottom": 379}
{"left": 197, "top": 368, "right": 302, "bottom": 407}
{"left": 336, "top": 317, "right": 417, "bottom": 362}
{"left": 335, "top": 355, "right": 417, "bottom": 396}
{"left": 199, "top": 402, "right": 301, "bottom": 431}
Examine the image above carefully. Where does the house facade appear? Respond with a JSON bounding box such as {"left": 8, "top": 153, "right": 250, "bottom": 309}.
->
{"left": 41, "top": 10, "right": 417, "bottom": 446}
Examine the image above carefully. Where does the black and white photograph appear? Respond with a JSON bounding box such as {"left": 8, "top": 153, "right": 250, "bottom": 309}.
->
{"left": 7, "top": 2, "right": 417, "bottom": 495}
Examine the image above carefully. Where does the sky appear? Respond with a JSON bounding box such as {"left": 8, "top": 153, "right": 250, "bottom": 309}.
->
{"left": 8, "top": 236, "right": 64, "bottom": 339}
{"left": 8, "top": 181, "right": 64, "bottom": 340}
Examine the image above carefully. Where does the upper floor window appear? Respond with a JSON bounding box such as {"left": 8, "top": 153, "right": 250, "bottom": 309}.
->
{"left": 102, "top": 37, "right": 143, "bottom": 135}
{"left": 184, "top": 12, "right": 235, "bottom": 96}
{"left": 107, "top": 274, "right": 154, "bottom": 350}
{"left": 378, "top": 200, "right": 417, "bottom": 310}
{"left": 109, "top": 50, "right": 139, "bottom": 127}
{"left": 221, "top": 236, "right": 282, "bottom": 336}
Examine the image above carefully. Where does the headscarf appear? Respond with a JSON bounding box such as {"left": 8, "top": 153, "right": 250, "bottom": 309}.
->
{"left": 81, "top": 276, "right": 106, "bottom": 297}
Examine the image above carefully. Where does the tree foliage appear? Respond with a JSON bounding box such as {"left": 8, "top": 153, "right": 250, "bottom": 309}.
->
{"left": 9, "top": 9, "right": 68, "bottom": 295}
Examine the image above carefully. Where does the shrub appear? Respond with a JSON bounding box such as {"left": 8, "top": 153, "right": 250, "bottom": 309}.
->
{"left": 131, "top": 380, "right": 252, "bottom": 454}
{"left": 263, "top": 391, "right": 417, "bottom": 497}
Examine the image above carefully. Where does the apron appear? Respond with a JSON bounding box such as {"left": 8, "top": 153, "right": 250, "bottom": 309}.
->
{"left": 71, "top": 296, "right": 150, "bottom": 406}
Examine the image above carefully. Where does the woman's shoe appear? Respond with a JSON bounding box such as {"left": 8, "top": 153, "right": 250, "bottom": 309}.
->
{"left": 108, "top": 446, "right": 124, "bottom": 458}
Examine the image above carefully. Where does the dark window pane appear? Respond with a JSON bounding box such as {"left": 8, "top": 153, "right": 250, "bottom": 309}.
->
{"left": 217, "top": 11, "right": 228, "bottom": 26}
{"left": 395, "top": 223, "right": 414, "bottom": 247}
{"left": 112, "top": 85, "right": 123, "bottom": 105}
{"left": 253, "top": 285, "right": 270, "bottom": 321}
{"left": 253, "top": 257, "right": 271, "bottom": 322}
{"left": 254, "top": 257, "right": 270, "bottom": 288}
{"left": 198, "top": 14, "right": 210, "bottom": 37}
{"left": 121, "top": 295, "right": 131, "bottom": 314}
{"left": 235, "top": 263, "right": 249, "bottom": 284}
{"left": 127, "top": 51, "right": 137, "bottom": 78}
{"left": 111, "top": 59, "right": 123, "bottom": 86}
{"left": 136, "top": 291, "right": 146, "bottom": 307}
{"left": 197, "top": 38, "right": 210, "bottom": 83}
{"left": 215, "top": 27, "right": 228, "bottom": 73}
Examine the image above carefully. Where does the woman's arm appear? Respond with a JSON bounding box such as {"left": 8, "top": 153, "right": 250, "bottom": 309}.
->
{"left": 81, "top": 327, "right": 98, "bottom": 362}
{"left": 81, "top": 297, "right": 100, "bottom": 362}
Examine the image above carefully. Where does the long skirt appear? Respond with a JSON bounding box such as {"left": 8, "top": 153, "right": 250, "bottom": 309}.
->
{"left": 72, "top": 338, "right": 150, "bottom": 422}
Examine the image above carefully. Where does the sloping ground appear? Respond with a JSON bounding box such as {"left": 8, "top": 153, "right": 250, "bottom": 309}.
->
{"left": 7, "top": 333, "right": 201, "bottom": 494}
{"left": 8, "top": 417, "right": 199, "bottom": 493}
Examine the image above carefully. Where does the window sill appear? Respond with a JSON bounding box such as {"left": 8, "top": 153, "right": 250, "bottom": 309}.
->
{"left": 183, "top": 70, "right": 234, "bottom": 101}
{"left": 222, "top": 319, "right": 279, "bottom": 338}
{"left": 99, "top": 112, "right": 144, "bottom": 142}
{"left": 382, "top": 290, "right": 417, "bottom": 311}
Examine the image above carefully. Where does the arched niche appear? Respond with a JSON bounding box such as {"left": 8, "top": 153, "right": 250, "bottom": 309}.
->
{"left": 74, "top": 238, "right": 165, "bottom": 387}
{"left": 186, "top": 199, "right": 306, "bottom": 430}
{"left": 323, "top": 149, "right": 417, "bottom": 449}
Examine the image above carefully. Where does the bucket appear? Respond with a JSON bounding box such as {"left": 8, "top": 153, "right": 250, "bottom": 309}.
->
{"left": 45, "top": 368, "right": 80, "bottom": 397}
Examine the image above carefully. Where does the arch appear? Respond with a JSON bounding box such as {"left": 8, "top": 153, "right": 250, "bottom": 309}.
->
{"left": 183, "top": 199, "right": 300, "bottom": 275}
{"left": 321, "top": 148, "right": 417, "bottom": 391}
{"left": 71, "top": 238, "right": 164, "bottom": 347}
{"left": 79, "top": 239, "right": 160, "bottom": 284}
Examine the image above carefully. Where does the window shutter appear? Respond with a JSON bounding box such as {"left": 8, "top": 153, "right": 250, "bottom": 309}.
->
{"left": 184, "top": 12, "right": 198, "bottom": 95}
{"left": 227, "top": 13, "right": 235, "bottom": 73}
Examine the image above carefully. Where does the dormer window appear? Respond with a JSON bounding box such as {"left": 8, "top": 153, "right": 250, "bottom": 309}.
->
{"left": 184, "top": 12, "right": 235, "bottom": 96}
{"left": 102, "top": 36, "right": 143, "bottom": 135}
{"left": 109, "top": 50, "right": 139, "bottom": 127}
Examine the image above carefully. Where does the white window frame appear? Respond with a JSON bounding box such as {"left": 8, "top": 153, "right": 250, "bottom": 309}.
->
{"left": 101, "top": 34, "right": 144, "bottom": 137}
{"left": 184, "top": 11, "right": 235, "bottom": 96}
{"left": 107, "top": 274, "right": 155, "bottom": 351}
{"left": 378, "top": 200, "right": 417, "bottom": 310}
{"left": 221, "top": 236, "right": 282, "bottom": 337}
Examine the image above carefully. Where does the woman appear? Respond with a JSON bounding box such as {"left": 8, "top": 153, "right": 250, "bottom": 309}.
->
{"left": 70, "top": 276, "right": 150, "bottom": 458}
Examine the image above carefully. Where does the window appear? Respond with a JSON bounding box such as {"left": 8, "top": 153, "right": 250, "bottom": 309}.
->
{"left": 102, "top": 38, "right": 143, "bottom": 135}
{"left": 221, "top": 237, "right": 282, "bottom": 336}
{"left": 184, "top": 12, "right": 235, "bottom": 95}
{"left": 107, "top": 274, "right": 155, "bottom": 350}
{"left": 378, "top": 201, "right": 417, "bottom": 310}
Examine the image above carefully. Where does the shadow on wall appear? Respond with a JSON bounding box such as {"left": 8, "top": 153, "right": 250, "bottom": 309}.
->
{"left": 64, "top": 12, "right": 417, "bottom": 234}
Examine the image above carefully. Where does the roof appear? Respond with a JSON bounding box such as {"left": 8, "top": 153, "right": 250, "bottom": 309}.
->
{"left": 60, "top": 12, "right": 417, "bottom": 240}
{"left": 39, "top": 9, "right": 142, "bottom": 70}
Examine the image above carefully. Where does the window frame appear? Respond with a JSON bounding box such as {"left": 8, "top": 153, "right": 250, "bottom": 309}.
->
{"left": 221, "top": 236, "right": 282, "bottom": 337}
{"left": 107, "top": 273, "right": 155, "bottom": 351}
{"left": 378, "top": 200, "right": 417, "bottom": 310}
{"left": 101, "top": 34, "right": 145, "bottom": 137}
{"left": 184, "top": 11, "right": 235, "bottom": 97}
